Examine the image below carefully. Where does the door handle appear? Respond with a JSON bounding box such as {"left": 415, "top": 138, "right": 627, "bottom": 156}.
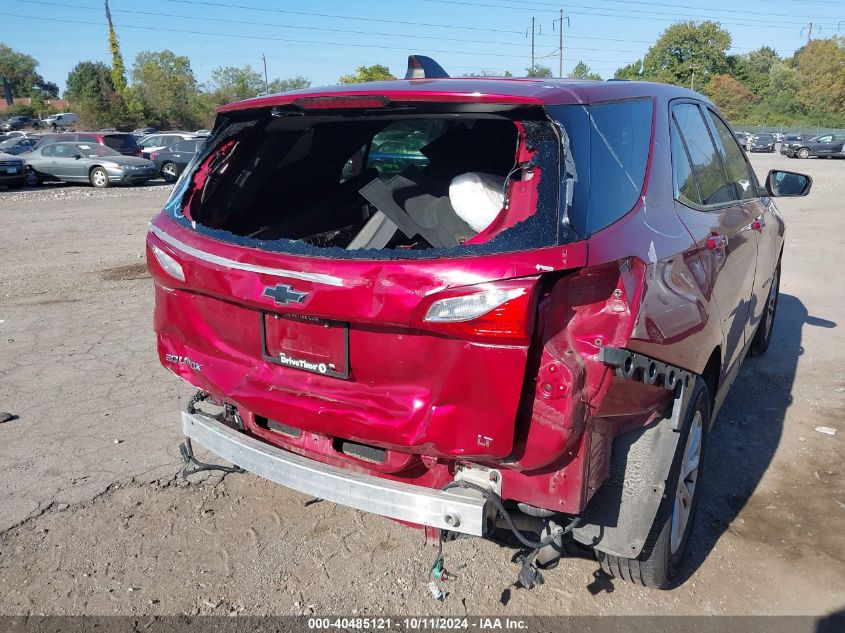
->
{"left": 706, "top": 234, "right": 728, "bottom": 250}
{"left": 741, "top": 215, "right": 766, "bottom": 233}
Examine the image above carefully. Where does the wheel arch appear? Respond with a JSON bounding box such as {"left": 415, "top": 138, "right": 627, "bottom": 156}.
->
{"left": 700, "top": 346, "right": 721, "bottom": 418}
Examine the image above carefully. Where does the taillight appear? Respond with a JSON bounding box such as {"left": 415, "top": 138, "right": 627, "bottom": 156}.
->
{"left": 149, "top": 152, "right": 158, "bottom": 161}
{"left": 413, "top": 279, "right": 537, "bottom": 345}
{"left": 293, "top": 95, "right": 390, "bottom": 110}
{"left": 150, "top": 243, "right": 185, "bottom": 281}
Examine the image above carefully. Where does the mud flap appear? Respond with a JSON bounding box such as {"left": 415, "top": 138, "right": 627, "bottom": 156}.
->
{"left": 571, "top": 415, "right": 680, "bottom": 558}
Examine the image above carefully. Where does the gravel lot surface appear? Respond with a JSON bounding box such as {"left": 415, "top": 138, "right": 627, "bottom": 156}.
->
{"left": 0, "top": 156, "right": 842, "bottom": 619}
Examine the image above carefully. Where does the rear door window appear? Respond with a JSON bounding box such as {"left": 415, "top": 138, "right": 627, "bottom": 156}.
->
{"left": 672, "top": 103, "right": 733, "bottom": 206}
{"left": 547, "top": 98, "right": 653, "bottom": 236}
{"left": 703, "top": 109, "right": 756, "bottom": 200}
{"left": 53, "top": 144, "right": 75, "bottom": 158}
{"left": 104, "top": 134, "right": 139, "bottom": 152}
{"left": 670, "top": 120, "right": 701, "bottom": 206}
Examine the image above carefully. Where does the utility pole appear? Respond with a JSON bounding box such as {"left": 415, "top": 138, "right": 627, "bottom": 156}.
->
{"left": 690, "top": 64, "right": 699, "bottom": 91}
{"left": 558, "top": 10, "right": 562, "bottom": 78}
{"left": 531, "top": 17, "right": 536, "bottom": 70}
{"left": 261, "top": 53, "right": 269, "bottom": 95}
{"left": 553, "top": 10, "right": 570, "bottom": 78}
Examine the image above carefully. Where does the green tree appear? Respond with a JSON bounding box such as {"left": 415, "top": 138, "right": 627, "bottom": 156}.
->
{"left": 525, "top": 64, "right": 553, "bottom": 78}
{"left": 630, "top": 21, "right": 731, "bottom": 88}
{"left": 568, "top": 61, "right": 602, "bottom": 80}
{"left": 65, "top": 61, "right": 114, "bottom": 103}
{"left": 793, "top": 37, "right": 845, "bottom": 119}
{"left": 209, "top": 65, "right": 264, "bottom": 105}
{"left": 728, "top": 46, "right": 780, "bottom": 96}
{"left": 268, "top": 75, "right": 311, "bottom": 93}
{"left": 705, "top": 74, "right": 758, "bottom": 122}
{"left": 104, "top": 0, "right": 127, "bottom": 93}
{"left": 765, "top": 62, "right": 801, "bottom": 118}
{"left": 466, "top": 69, "right": 513, "bottom": 77}
{"left": 614, "top": 59, "right": 644, "bottom": 80}
{"left": 339, "top": 64, "right": 395, "bottom": 84}
{"left": 0, "top": 44, "right": 58, "bottom": 98}
{"left": 132, "top": 50, "right": 199, "bottom": 128}
{"left": 64, "top": 61, "right": 130, "bottom": 129}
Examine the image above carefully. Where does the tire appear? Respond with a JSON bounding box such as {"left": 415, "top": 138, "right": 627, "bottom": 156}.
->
{"left": 797, "top": 148, "right": 810, "bottom": 159}
{"left": 750, "top": 261, "right": 780, "bottom": 357}
{"left": 89, "top": 167, "right": 109, "bottom": 188}
{"left": 596, "top": 377, "right": 710, "bottom": 589}
{"left": 161, "top": 162, "right": 178, "bottom": 183}
{"left": 25, "top": 167, "right": 42, "bottom": 187}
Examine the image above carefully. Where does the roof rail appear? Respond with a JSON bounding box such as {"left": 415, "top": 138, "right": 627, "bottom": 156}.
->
{"left": 404, "top": 55, "right": 450, "bottom": 80}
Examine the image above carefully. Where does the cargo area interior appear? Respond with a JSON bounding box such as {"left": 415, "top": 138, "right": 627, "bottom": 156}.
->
{"left": 188, "top": 112, "right": 534, "bottom": 251}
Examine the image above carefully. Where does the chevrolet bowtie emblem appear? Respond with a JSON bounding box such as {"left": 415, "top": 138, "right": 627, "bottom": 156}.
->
{"left": 262, "top": 284, "right": 308, "bottom": 305}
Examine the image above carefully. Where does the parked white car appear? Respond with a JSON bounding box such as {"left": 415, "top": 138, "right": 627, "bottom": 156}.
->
{"left": 41, "top": 113, "right": 78, "bottom": 129}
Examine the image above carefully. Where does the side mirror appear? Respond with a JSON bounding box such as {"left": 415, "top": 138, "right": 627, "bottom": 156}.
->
{"left": 72, "top": 154, "right": 82, "bottom": 159}
{"left": 765, "top": 170, "right": 812, "bottom": 197}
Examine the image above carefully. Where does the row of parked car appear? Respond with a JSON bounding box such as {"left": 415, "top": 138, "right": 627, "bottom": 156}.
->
{"left": 0, "top": 113, "right": 80, "bottom": 132}
{"left": 0, "top": 128, "right": 207, "bottom": 189}
{"left": 734, "top": 131, "right": 845, "bottom": 158}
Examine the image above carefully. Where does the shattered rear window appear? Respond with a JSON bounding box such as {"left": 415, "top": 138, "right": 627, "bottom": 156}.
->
{"left": 163, "top": 105, "right": 563, "bottom": 260}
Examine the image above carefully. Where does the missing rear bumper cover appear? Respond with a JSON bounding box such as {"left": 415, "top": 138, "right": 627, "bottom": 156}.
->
{"left": 598, "top": 347, "right": 696, "bottom": 431}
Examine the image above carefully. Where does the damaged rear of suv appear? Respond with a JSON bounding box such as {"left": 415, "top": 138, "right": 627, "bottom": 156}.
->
{"left": 148, "top": 57, "right": 800, "bottom": 590}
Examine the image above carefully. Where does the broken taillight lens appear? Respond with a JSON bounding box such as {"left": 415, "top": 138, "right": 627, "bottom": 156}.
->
{"left": 414, "top": 279, "right": 537, "bottom": 345}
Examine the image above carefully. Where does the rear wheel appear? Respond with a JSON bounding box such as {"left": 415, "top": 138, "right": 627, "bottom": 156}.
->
{"left": 90, "top": 167, "right": 109, "bottom": 188}
{"left": 596, "top": 377, "right": 710, "bottom": 588}
{"left": 25, "top": 167, "right": 42, "bottom": 187}
{"left": 161, "top": 162, "right": 178, "bottom": 183}
{"left": 797, "top": 148, "right": 810, "bottom": 159}
{"left": 750, "top": 262, "right": 780, "bottom": 357}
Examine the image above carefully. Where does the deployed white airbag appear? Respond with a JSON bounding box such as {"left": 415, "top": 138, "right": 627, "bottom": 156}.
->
{"left": 449, "top": 172, "right": 505, "bottom": 233}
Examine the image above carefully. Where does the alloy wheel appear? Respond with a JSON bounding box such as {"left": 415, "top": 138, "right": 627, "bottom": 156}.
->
{"left": 25, "top": 168, "right": 39, "bottom": 187}
{"left": 670, "top": 411, "right": 702, "bottom": 554}
{"left": 162, "top": 163, "right": 178, "bottom": 181}
{"left": 91, "top": 169, "right": 108, "bottom": 188}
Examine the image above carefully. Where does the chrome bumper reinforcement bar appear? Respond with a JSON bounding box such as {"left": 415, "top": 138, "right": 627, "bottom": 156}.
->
{"left": 182, "top": 412, "right": 489, "bottom": 536}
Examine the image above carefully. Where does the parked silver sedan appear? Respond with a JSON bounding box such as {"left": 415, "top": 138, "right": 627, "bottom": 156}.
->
{"left": 25, "top": 142, "right": 158, "bottom": 188}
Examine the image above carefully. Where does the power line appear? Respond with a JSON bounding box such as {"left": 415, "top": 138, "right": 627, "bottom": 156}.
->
{"left": 420, "top": 0, "right": 843, "bottom": 30}
{"left": 16, "top": 0, "right": 649, "bottom": 53}
{"left": 15, "top": 0, "right": 532, "bottom": 48}
{"left": 163, "top": 0, "right": 530, "bottom": 36}
{"left": 18, "top": 0, "right": 804, "bottom": 54}
{"left": 0, "top": 12, "right": 632, "bottom": 64}
{"left": 464, "top": 0, "right": 845, "bottom": 22}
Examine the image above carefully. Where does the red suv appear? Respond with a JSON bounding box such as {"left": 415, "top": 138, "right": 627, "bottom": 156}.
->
{"left": 33, "top": 131, "right": 142, "bottom": 157}
{"left": 147, "top": 57, "right": 810, "bottom": 589}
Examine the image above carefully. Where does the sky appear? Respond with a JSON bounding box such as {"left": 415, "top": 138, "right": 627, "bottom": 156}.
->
{"left": 3, "top": 0, "right": 844, "bottom": 93}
